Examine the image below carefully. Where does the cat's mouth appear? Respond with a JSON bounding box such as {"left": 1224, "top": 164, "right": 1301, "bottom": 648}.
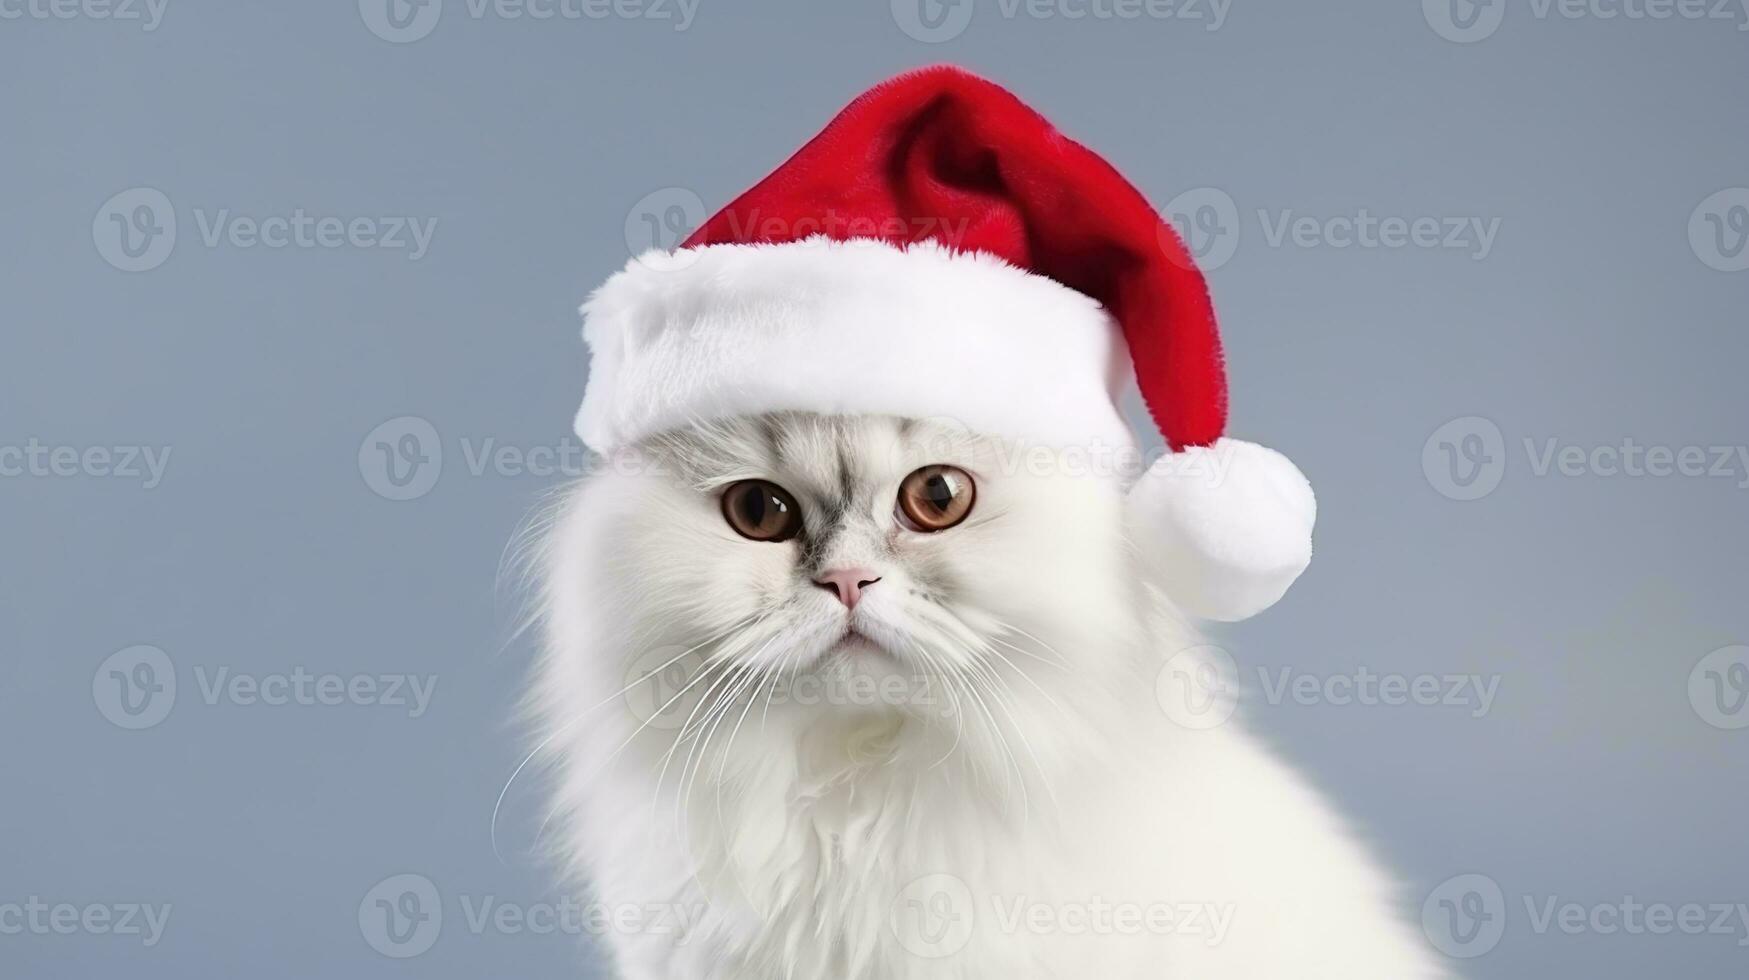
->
{"left": 836, "top": 615, "right": 911, "bottom": 663}
{"left": 839, "top": 627, "right": 886, "bottom": 655}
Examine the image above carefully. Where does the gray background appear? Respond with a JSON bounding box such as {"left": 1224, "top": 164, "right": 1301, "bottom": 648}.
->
{"left": 3, "top": 0, "right": 1747, "bottom": 976}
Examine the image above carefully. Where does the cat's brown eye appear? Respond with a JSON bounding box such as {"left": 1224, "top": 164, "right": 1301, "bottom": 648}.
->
{"left": 897, "top": 465, "right": 976, "bottom": 532}
{"left": 721, "top": 480, "right": 803, "bottom": 542}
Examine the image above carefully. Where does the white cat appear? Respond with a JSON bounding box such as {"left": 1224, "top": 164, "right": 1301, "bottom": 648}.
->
{"left": 532, "top": 412, "right": 1443, "bottom": 979}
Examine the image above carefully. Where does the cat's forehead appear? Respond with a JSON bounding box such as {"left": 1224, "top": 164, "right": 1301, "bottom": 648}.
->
{"left": 651, "top": 413, "right": 988, "bottom": 495}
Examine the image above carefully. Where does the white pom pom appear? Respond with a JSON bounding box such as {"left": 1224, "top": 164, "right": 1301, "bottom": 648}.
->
{"left": 1128, "top": 438, "right": 1316, "bottom": 622}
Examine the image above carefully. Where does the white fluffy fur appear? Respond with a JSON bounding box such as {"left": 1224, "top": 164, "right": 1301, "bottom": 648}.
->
{"left": 533, "top": 414, "right": 1438, "bottom": 979}
{"left": 575, "top": 238, "right": 1136, "bottom": 454}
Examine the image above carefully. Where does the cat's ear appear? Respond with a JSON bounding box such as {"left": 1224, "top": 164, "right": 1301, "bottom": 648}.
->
{"left": 1127, "top": 439, "right": 1315, "bottom": 623}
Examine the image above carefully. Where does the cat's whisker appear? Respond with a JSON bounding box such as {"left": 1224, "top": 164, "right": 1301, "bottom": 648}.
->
{"left": 644, "top": 619, "right": 785, "bottom": 851}
{"left": 924, "top": 640, "right": 1029, "bottom": 822}
{"left": 655, "top": 653, "right": 757, "bottom": 837}
{"left": 925, "top": 618, "right": 1064, "bottom": 824}
{"left": 715, "top": 655, "right": 779, "bottom": 791}
{"left": 660, "top": 669, "right": 745, "bottom": 845}
{"left": 588, "top": 625, "right": 754, "bottom": 768}
{"left": 968, "top": 646, "right": 1064, "bottom": 818}
{"left": 984, "top": 631, "right": 1071, "bottom": 673}
{"left": 496, "top": 615, "right": 758, "bottom": 862}
{"left": 584, "top": 657, "right": 747, "bottom": 862}
{"left": 712, "top": 656, "right": 786, "bottom": 851}
{"left": 898, "top": 637, "right": 966, "bottom": 769}
{"left": 966, "top": 677, "right": 1030, "bottom": 822}
{"left": 993, "top": 619, "right": 1074, "bottom": 668}
{"left": 676, "top": 668, "right": 755, "bottom": 837}
{"left": 673, "top": 648, "right": 774, "bottom": 838}
{"left": 984, "top": 636, "right": 1074, "bottom": 720}
{"left": 952, "top": 654, "right": 1027, "bottom": 781}
{"left": 760, "top": 643, "right": 804, "bottom": 733}
{"left": 494, "top": 482, "right": 574, "bottom": 654}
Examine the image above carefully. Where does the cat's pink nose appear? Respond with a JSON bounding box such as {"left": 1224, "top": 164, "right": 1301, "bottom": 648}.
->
{"left": 813, "top": 568, "right": 881, "bottom": 609}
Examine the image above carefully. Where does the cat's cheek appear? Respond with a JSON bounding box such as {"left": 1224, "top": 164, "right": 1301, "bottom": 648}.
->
{"left": 701, "top": 534, "right": 799, "bottom": 612}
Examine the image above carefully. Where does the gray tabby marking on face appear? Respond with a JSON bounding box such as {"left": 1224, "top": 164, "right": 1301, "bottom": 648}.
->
{"left": 647, "top": 413, "right": 916, "bottom": 581}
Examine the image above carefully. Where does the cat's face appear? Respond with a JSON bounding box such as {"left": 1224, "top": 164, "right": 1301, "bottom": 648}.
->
{"left": 555, "top": 413, "right": 1144, "bottom": 735}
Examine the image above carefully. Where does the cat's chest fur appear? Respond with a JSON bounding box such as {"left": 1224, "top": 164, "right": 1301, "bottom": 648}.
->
{"left": 655, "top": 716, "right": 1100, "bottom": 978}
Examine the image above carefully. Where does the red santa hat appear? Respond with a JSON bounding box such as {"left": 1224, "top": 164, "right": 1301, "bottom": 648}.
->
{"left": 576, "top": 65, "right": 1314, "bottom": 622}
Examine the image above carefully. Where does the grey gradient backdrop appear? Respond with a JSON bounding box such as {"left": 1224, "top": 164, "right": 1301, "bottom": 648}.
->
{"left": 3, "top": 1, "right": 1747, "bottom": 977}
